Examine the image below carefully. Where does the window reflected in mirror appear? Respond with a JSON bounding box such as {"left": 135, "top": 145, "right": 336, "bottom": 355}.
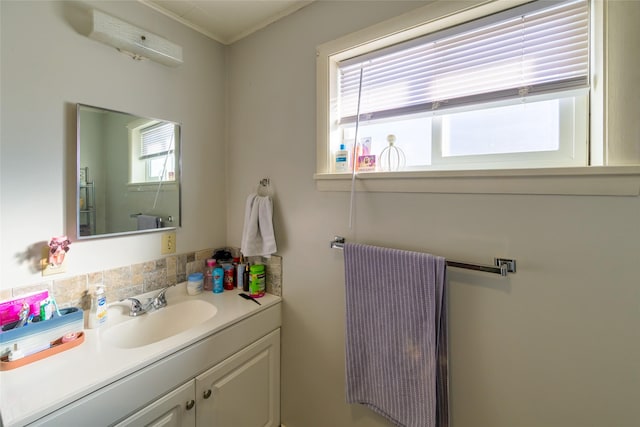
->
{"left": 130, "top": 120, "right": 177, "bottom": 184}
{"left": 77, "top": 104, "right": 181, "bottom": 239}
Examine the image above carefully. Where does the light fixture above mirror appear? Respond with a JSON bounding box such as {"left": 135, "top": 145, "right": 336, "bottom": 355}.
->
{"left": 77, "top": 104, "right": 181, "bottom": 240}
{"left": 88, "top": 9, "right": 183, "bottom": 67}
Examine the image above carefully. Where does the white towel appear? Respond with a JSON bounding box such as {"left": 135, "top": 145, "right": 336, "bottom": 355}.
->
{"left": 137, "top": 214, "right": 159, "bottom": 230}
{"left": 240, "top": 193, "right": 277, "bottom": 257}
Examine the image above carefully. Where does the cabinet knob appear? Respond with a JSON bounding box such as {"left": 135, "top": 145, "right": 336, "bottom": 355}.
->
{"left": 186, "top": 400, "right": 195, "bottom": 410}
{"left": 203, "top": 389, "right": 212, "bottom": 399}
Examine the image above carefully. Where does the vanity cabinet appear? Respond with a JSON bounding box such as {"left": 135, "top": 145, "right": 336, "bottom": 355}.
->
{"left": 195, "top": 328, "right": 280, "bottom": 426}
{"left": 25, "top": 300, "right": 281, "bottom": 427}
{"left": 114, "top": 381, "right": 196, "bottom": 427}
{"left": 115, "top": 329, "right": 280, "bottom": 427}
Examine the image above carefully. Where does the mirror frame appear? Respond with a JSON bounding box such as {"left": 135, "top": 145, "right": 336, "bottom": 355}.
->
{"left": 76, "top": 103, "right": 182, "bottom": 240}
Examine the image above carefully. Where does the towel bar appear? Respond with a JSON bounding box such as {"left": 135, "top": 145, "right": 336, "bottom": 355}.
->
{"left": 330, "top": 236, "right": 516, "bottom": 277}
{"left": 129, "top": 213, "right": 174, "bottom": 223}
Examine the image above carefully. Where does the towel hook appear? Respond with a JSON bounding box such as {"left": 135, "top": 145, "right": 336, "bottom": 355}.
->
{"left": 257, "top": 177, "right": 272, "bottom": 197}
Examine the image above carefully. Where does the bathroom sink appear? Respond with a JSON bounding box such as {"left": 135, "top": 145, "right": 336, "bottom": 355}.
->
{"left": 101, "top": 299, "right": 217, "bottom": 349}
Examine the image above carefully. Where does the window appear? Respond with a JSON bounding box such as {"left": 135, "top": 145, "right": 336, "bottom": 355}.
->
{"left": 140, "top": 122, "right": 176, "bottom": 181}
{"left": 319, "top": 0, "right": 590, "bottom": 174}
{"left": 129, "top": 121, "right": 177, "bottom": 183}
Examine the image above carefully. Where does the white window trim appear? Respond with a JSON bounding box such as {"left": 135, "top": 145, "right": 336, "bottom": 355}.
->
{"left": 314, "top": 166, "right": 640, "bottom": 196}
{"left": 127, "top": 119, "right": 177, "bottom": 184}
{"left": 315, "top": 0, "right": 640, "bottom": 196}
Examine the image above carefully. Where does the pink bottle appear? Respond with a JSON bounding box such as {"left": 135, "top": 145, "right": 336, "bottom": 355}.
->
{"left": 204, "top": 259, "right": 216, "bottom": 292}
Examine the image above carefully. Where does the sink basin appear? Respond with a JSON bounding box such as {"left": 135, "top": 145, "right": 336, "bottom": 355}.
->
{"left": 101, "top": 299, "right": 217, "bottom": 349}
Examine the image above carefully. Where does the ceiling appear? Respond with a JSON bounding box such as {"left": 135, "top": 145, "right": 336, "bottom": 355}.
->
{"left": 139, "top": 0, "right": 315, "bottom": 45}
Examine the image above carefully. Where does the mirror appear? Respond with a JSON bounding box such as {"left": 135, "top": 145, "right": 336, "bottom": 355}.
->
{"left": 77, "top": 104, "right": 181, "bottom": 239}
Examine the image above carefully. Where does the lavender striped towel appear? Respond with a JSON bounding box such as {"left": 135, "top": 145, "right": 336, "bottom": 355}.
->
{"left": 344, "top": 242, "right": 448, "bottom": 427}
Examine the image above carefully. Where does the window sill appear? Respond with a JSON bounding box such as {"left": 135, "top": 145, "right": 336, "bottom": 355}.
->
{"left": 314, "top": 166, "right": 640, "bottom": 196}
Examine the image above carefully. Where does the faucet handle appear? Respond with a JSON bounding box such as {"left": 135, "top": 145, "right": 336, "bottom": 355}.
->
{"left": 152, "top": 288, "right": 169, "bottom": 309}
{"left": 126, "top": 298, "right": 146, "bottom": 317}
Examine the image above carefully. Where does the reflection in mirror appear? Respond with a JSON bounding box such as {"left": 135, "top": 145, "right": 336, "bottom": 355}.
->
{"left": 77, "top": 104, "right": 181, "bottom": 239}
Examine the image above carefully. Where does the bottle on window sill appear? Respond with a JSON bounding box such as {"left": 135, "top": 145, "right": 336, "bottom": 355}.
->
{"left": 335, "top": 144, "right": 349, "bottom": 173}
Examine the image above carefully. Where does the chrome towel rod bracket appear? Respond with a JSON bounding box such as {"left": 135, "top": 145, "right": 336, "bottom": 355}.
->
{"left": 331, "top": 236, "right": 516, "bottom": 277}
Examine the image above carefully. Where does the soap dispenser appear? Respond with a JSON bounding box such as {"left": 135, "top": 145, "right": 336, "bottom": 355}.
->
{"left": 85, "top": 286, "right": 107, "bottom": 329}
{"left": 94, "top": 285, "right": 107, "bottom": 327}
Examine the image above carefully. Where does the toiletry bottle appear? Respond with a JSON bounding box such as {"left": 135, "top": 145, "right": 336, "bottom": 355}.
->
{"left": 233, "top": 256, "right": 241, "bottom": 290}
{"left": 236, "top": 262, "right": 246, "bottom": 290}
{"left": 213, "top": 266, "right": 224, "bottom": 293}
{"left": 81, "top": 290, "right": 92, "bottom": 329}
{"left": 39, "top": 299, "right": 53, "bottom": 321}
{"left": 335, "top": 144, "right": 349, "bottom": 172}
{"left": 204, "top": 259, "right": 216, "bottom": 291}
{"left": 94, "top": 285, "right": 107, "bottom": 327}
{"left": 187, "top": 272, "right": 204, "bottom": 295}
{"left": 243, "top": 263, "right": 250, "bottom": 292}
{"left": 222, "top": 263, "right": 235, "bottom": 290}
{"left": 249, "top": 264, "right": 266, "bottom": 298}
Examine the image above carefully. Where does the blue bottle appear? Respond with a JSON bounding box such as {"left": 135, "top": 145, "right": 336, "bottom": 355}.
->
{"left": 213, "top": 267, "right": 224, "bottom": 293}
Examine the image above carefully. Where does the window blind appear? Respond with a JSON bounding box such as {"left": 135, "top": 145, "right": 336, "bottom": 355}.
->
{"left": 140, "top": 122, "right": 175, "bottom": 158}
{"left": 338, "top": 0, "right": 589, "bottom": 124}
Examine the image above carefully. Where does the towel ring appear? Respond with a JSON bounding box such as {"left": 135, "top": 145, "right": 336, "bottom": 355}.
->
{"left": 257, "top": 178, "right": 272, "bottom": 197}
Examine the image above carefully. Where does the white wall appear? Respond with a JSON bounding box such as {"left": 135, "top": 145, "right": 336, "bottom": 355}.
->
{"left": 0, "top": 0, "right": 226, "bottom": 288}
{"left": 2, "top": 0, "right": 639, "bottom": 426}
{"left": 607, "top": 0, "right": 640, "bottom": 164}
{"left": 226, "top": 1, "right": 640, "bottom": 426}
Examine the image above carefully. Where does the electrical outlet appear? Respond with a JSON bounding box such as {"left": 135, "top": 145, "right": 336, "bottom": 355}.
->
{"left": 161, "top": 231, "right": 176, "bottom": 254}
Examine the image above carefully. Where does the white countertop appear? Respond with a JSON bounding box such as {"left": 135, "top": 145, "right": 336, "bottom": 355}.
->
{"left": 0, "top": 284, "right": 281, "bottom": 427}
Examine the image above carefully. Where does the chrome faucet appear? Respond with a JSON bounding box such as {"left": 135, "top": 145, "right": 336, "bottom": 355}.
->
{"left": 124, "top": 285, "right": 174, "bottom": 317}
{"left": 125, "top": 298, "right": 147, "bottom": 317}
{"left": 151, "top": 286, "right": 171, "bottom": 310}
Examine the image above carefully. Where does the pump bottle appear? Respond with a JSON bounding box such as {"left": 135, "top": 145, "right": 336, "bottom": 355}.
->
{"left": 335, "top": 144, "right": 349, "bottom": 172}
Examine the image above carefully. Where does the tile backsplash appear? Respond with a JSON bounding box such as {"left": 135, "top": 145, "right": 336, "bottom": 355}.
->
{"left": 1, "top": 249, "right": 282, "bottom": 308}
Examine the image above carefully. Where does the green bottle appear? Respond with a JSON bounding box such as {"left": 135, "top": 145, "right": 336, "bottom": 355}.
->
{"left": 249, "top": 264, "right": 266, "bottom": 298}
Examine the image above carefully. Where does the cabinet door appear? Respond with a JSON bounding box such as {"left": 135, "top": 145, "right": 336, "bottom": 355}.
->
{"left": 114, "top": 381, "right": 196, "bottom": 427}
{"left": 195, "top": 329, "right": 280, "bottom": 427}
